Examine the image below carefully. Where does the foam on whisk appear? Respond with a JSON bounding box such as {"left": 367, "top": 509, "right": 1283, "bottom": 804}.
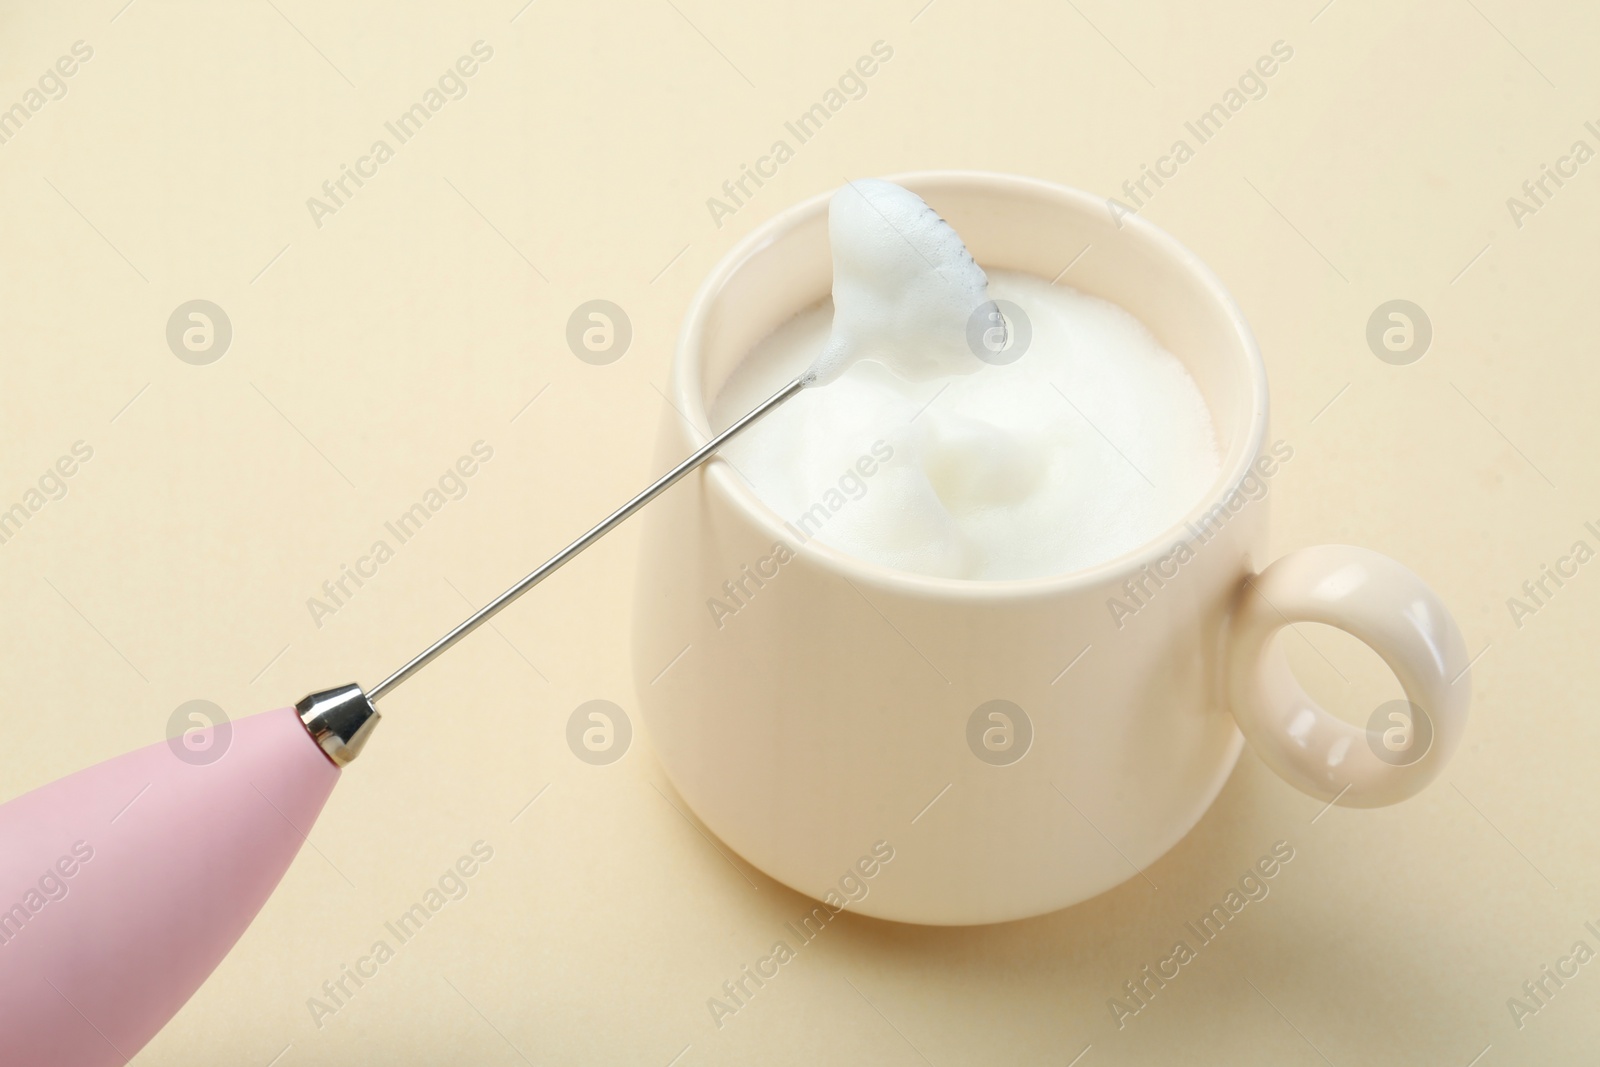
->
{"left": 803, "top": 178, "right": 1001, "bottom": 386}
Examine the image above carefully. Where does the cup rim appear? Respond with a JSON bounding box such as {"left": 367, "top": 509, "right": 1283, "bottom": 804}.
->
{"left": 672, "top": 170, "right": 1270, "bottom": 601}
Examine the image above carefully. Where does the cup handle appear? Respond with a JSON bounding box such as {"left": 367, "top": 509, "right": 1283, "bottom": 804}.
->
{"left": 1226, "top": 544, "right": 1471, "bottom": 808}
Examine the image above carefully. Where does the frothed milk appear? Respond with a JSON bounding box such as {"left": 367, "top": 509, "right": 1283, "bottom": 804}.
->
{"left": 713, "top": 180, "right": 1221, "bottom": 581}
{"left": 803, "top": 178, "right": 997, "bottom": 386}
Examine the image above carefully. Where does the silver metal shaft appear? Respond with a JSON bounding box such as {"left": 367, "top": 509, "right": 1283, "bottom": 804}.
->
{"left": 367, "top": 376, "right": 805, "bottom": 703}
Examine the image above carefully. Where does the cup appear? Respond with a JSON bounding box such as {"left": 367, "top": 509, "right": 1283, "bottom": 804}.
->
{"left": 632, "top": 172, "right": 1470, "bottom": 925}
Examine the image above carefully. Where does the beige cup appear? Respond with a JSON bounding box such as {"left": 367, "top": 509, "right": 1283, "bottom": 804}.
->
{"left": 632, "top": 172, "right": 1471, "bottom": 925}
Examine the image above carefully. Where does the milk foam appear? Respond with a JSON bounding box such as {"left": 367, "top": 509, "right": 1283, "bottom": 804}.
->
{"left": 803, "top": 179, "right": 998, "bottom": 386}
{"left": 716, "top": 183, "right": 1222, "bottom": 581}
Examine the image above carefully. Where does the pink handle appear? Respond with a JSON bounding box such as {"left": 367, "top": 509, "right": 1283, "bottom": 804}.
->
{"left": 0, "top": 707, "right": 339, "bottom": 1065}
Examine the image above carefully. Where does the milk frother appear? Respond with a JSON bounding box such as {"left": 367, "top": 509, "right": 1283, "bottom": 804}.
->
{"left": 0, "top": 377, "right": 804, "bottom": 1066}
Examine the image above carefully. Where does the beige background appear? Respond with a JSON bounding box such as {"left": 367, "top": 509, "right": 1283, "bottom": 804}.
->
{"left": 0, "top": 0, "right": 1594, "bottom": 1063}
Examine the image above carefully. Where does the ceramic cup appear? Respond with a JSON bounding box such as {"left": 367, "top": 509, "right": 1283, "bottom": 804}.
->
{"left": 632, "top": 172, "right": 1470, "bottom": 925}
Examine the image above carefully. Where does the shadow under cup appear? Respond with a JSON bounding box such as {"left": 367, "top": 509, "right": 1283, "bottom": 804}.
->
{"left": 633, "top": 172, "right": 1270, "bottom": 925}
